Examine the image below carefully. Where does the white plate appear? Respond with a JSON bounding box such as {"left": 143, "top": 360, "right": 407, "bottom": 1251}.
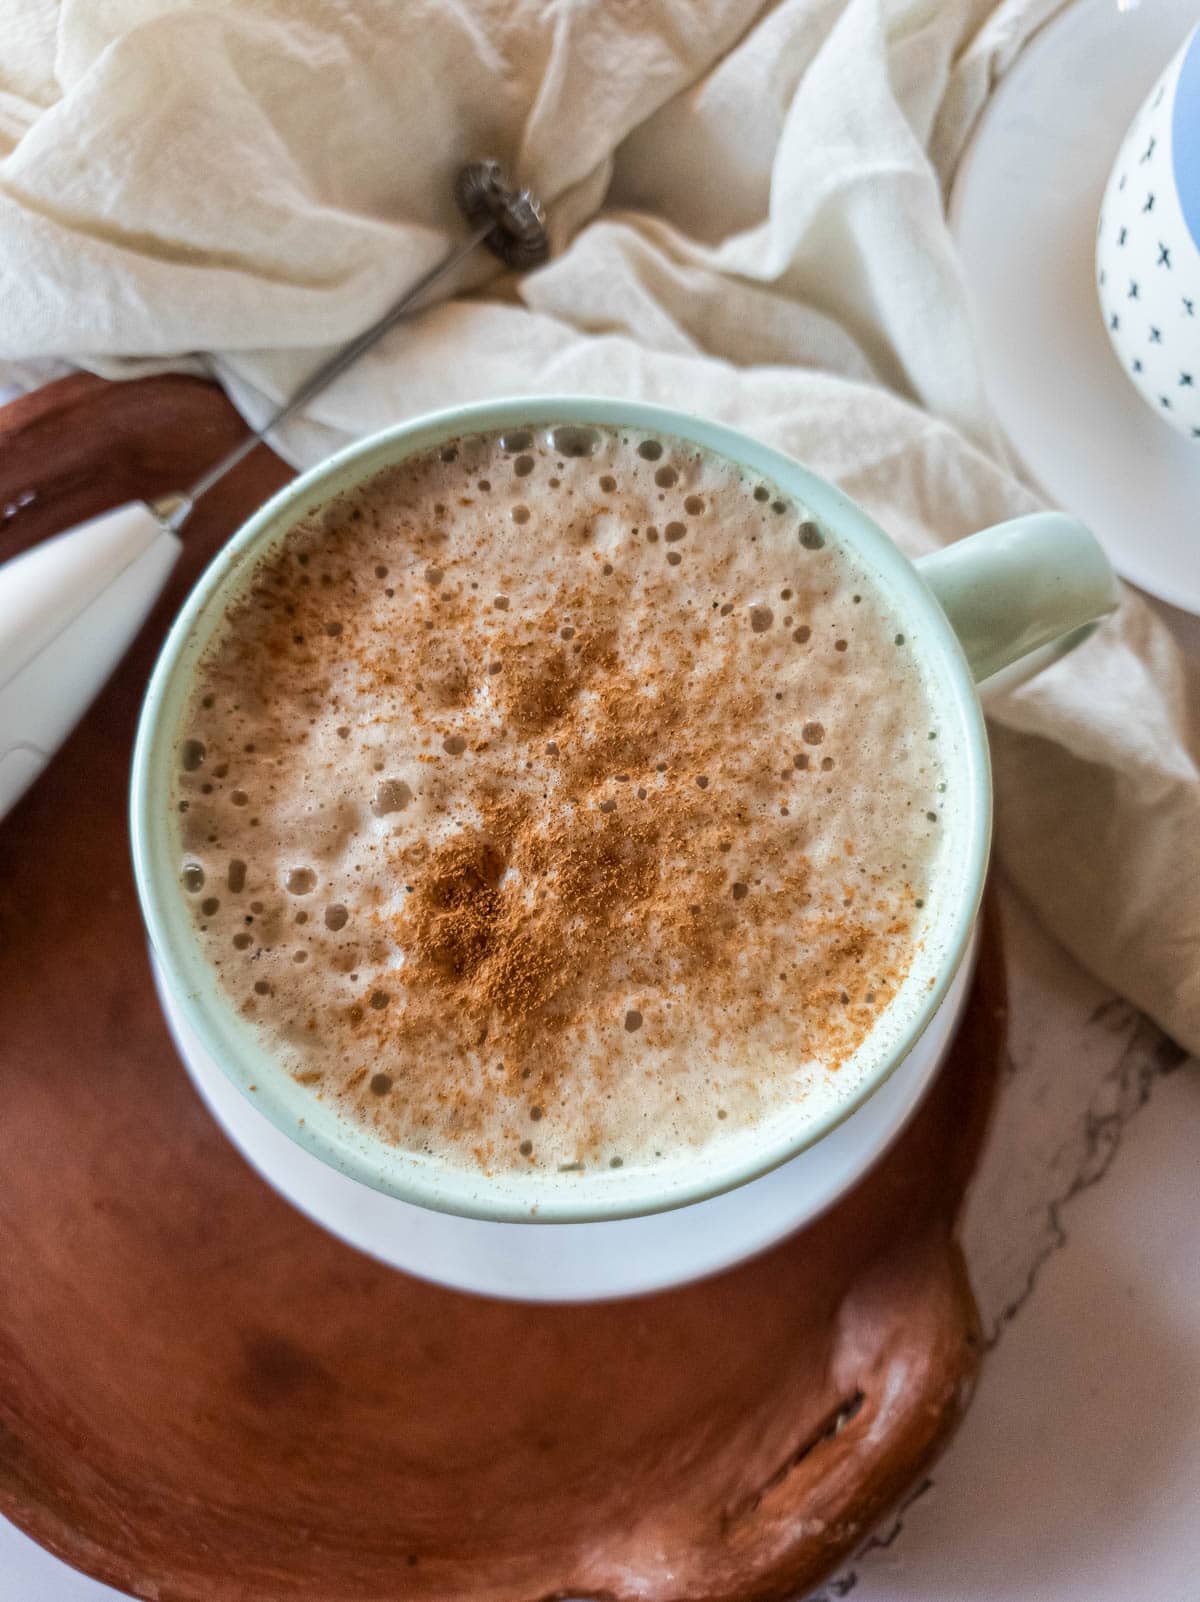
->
{"left": 950, "top": 0, "right": 1200, "bottom": 616}
{"left": 155, "top": 933, "right": 976, "bottom": 1303}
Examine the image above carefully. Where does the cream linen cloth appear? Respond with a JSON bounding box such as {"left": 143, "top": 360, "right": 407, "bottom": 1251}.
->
{"left": 0, "top": 0, "right": 1196, "bottom": 1054}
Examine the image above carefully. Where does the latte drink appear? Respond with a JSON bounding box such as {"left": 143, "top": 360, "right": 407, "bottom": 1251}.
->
{"left": 172, "top": 424, "right": 946, "bottom": 1178}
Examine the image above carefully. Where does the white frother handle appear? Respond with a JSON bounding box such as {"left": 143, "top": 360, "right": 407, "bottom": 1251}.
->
{"left": 0, "top": 502, "right": 181, "bottom": 821}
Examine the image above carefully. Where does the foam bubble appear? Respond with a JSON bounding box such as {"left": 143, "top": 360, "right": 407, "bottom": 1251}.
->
{"left": 372, "top": 780, "right": 411, "bottom": 817}
{"left": 548, "top": 425, "right": 599, "bottom": 458}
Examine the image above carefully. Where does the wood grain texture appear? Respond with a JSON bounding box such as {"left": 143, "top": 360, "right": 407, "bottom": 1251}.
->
{"left": 0, "top": 374, "right": 1005, "bottom": 1602}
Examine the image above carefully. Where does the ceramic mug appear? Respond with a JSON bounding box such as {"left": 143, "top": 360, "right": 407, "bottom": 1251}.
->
{"left": 1097, "top": 23, "right": 1200, "bottom": 439}
{"left": 131, "top": 398, "right": 1117, "bottom": 1300}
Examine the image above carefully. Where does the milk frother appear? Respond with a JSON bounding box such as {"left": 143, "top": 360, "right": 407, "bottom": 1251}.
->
{"left": 0, "top": 162, "right": 548, "bottom": 821}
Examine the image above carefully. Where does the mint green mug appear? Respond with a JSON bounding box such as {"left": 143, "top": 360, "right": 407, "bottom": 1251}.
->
{"left": 130, "top": 398, "right": 1116, "bottom": 1292}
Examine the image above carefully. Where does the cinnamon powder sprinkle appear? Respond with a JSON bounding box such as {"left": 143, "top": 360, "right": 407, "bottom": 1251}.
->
{"left": 173, "top": 425, "right": 943, "bottom": 1175}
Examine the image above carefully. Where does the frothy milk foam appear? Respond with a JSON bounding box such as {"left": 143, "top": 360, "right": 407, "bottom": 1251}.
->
{"left": 172, "top": 425, "right": 946, "bottom": 1178}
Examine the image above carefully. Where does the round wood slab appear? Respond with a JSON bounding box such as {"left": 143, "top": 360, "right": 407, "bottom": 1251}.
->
{"left": 0, "top": 375, "right": 1006, "bottom": 1602}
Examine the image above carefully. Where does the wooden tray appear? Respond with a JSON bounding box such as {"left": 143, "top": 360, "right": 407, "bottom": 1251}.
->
{"left": 0, "top": 375, "right": 1005, "bottom": 1602}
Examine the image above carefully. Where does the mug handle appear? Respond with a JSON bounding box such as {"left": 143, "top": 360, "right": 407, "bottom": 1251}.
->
{"left": 915, "top": 513, "right": 1119, "bottom": 686}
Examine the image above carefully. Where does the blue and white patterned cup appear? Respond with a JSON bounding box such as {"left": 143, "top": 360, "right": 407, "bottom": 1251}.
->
{"left": 1097, "top": 25, "right": 1200, "bottom": 440}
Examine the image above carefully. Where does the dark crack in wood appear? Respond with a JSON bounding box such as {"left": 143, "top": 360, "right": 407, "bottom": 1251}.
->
{"left": 531, "top": 1592, "right": 618, "bottom": 1602}
{"left": 722, "top": 1390, "right": 865, "bottom": 1534}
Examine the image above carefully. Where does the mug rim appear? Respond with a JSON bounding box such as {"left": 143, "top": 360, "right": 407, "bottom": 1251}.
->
{"left": 131, "top": 396, "right": 992, "bottom": 1225}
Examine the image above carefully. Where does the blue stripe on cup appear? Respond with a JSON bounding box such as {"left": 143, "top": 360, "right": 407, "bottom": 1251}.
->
{"left": 1172, "top": 28, "right": 1200, "bottom": 249}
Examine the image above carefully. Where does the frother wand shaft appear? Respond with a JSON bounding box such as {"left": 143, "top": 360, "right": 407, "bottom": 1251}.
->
{"left": 167, "top": 222, "right": 492, "bottom": 528}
